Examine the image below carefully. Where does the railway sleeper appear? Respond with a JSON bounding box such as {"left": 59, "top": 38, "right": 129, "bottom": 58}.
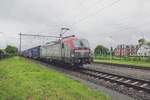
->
{"left": 80, "top": 70, "right": 150, "bottom": 93}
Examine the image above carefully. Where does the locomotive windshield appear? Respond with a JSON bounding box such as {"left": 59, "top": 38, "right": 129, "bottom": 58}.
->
{"left": 74, "top": 39, "right": 89, "bottom": 48}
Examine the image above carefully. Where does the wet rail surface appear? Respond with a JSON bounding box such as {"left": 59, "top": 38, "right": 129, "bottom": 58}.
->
{"left": 77, "top": 67, "right": 150, "bottom": 94}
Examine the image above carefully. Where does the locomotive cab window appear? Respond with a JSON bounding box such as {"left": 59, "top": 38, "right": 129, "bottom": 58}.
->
{"left": 74, "top": 39, "right": 89, "bottom": 48}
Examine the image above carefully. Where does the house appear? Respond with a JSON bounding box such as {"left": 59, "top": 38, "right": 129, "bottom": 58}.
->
{"left": 114, "top": 44, "right": 139, "bottom": 57}
{"left": 137, "top": 44, "right": 150, "bottom": 56}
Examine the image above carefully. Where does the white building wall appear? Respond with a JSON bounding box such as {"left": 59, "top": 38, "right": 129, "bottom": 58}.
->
{"left": 137, "top": 45, "right": 150, "bottom": 56}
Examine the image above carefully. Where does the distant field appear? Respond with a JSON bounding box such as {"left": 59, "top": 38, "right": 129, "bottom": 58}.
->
{"left": 94, "top": 59, "right": 150, "bottom": 68}
{"left": 0, "top": 57, "right": 109, "bottom": 100}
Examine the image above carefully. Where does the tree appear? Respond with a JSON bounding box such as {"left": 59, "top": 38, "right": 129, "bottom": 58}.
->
{"left": 0, "top": 49, "right": 4, "bottom": 58}
{"left": 94, "top": 45, "right": 109, "bottom": 56}
{"left": 5, "top": 45, "right": 18, "bottom": 56}
{"left": 138, "top": 38, "right": 146, "bottom": 46}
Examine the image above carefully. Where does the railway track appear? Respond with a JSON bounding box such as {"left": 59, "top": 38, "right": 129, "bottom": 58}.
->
{"left": 78, "top": 67, "right": 150, "bottom": 94}
{"left": 33, "top": 59, "right": 150, "bottom": 100}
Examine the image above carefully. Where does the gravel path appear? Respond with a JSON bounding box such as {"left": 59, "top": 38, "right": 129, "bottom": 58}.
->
{"left": 85, "top": 63, "right": 150, "bottom": 81}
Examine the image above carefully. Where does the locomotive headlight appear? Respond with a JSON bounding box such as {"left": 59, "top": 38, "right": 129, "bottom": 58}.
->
{"left": 71, "top": 54, "right": 74, "bottom": 57}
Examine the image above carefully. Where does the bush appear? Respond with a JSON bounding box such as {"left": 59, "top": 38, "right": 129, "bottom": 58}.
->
{"left": 5, "top": 45, "right": 18, "bottom": 56}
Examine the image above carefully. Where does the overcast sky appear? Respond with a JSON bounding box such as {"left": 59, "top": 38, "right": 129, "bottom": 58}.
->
{"left": 0, "top": 0, "right": 150, "bottom": 49}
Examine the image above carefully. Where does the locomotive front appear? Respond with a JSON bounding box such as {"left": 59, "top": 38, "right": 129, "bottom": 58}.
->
{"left": 70, "top": 38, "right": 92, "bottom": 65}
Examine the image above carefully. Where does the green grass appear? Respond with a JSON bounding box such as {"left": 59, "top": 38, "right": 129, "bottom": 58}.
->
{"left": 95, "top": 55, "right": 150, "bottom": 62}
{"left": 0, "top": 57, "right": 110, "bottom": 100}
{"left": 94, "top": 59, "right": 150, "bottom": 68}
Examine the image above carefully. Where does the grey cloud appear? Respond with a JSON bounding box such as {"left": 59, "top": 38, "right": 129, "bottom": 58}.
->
{"left": 0, "top": 0, "right": 150, "bottom": 49}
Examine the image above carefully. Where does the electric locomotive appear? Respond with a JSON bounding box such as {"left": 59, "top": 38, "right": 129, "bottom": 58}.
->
{"left": 63, "top": 35, "right": 92, "bottom": 65}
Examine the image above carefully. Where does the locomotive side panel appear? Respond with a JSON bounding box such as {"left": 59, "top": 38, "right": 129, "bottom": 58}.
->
{"left": 40, "top": 43, "right": 62, "bottom": 60}
{"left": 40, "top": 46, "right": 47, "bottom": 58}
{"left": 47, "top": 43, "right": 61, "bottom": 60}
{"left": 65, "top": 44, "right": 72, "bottom": 58}
{"left": 62, "top": 44, "right": 72, "bottom": 63}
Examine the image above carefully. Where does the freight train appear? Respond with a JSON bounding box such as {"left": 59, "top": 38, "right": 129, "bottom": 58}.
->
{"left": 22, "top": 35, "right": 93, "bottom": 66}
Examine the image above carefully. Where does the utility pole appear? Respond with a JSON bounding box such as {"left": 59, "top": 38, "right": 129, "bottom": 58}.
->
{"left": 19, "top": 32, "right": 22, "bottom": 55}
{"left": 110, "top": 46, "right": 112, "bottom": 63}
{"left": 109, "top": 36, "right": 112, "bottom": 64}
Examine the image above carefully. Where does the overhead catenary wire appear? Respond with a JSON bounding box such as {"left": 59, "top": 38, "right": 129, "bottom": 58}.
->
{"left": 20, "top": 33, "right": 60, "bottom": 38}
{"left": 73, "top": 0, "right": 104, "bottom": 19}
{"left": 19, "top": 31, "right": 75, "bottom": 52}
{"left": 71, "top": 0, "right": 150, "bottom": 40}
{"left": 70, "top": 0, "right": 150, "bottom": 36}
{"left": 71, "top": 0, "right": 121, "bottom": 26}
{"left": 103, "top": 17, "right": 150, "bottom": 37}
{"left": 19, "top": 33, "right": 61, "bottom": 52}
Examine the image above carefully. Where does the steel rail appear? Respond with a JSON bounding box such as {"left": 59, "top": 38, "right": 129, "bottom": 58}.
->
{"left": 78, "top": 67, "right": 150, "bottom": 93}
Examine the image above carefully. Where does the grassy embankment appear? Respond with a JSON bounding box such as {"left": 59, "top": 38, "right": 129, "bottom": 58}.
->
{"left": 94, "top": 56, "right": 150, "bottom": 68}
{"left": 0, "top": 57, "right": 110, "bottom": 100}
